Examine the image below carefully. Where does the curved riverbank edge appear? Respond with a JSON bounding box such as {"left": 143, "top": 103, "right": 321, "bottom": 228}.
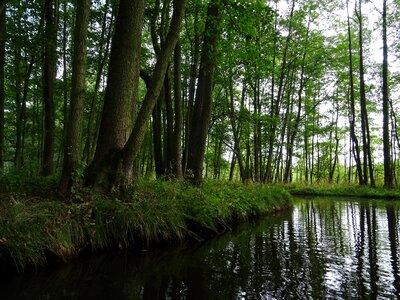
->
{"left": 0, "top": 180, "right": 292, "bottom": 272}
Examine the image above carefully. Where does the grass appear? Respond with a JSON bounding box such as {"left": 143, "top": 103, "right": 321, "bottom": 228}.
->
{"left": 0, "top": 177, "right": 292, "bottom": 271}
{"left": 284, "top": 182, "right": 400, "bottom": 199}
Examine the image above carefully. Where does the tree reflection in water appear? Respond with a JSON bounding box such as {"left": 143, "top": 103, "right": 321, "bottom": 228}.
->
{"left": 1, "top": 198, "right": 400, "bottom": 299}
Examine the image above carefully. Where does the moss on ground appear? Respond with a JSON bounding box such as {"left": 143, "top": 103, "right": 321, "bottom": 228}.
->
{"left": 0, "top": 178, "right": 292, "bottom": 271}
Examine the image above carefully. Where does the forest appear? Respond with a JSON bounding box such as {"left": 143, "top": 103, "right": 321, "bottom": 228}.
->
{"left": 0, "top": 0, "right": 399, "bottom": 193}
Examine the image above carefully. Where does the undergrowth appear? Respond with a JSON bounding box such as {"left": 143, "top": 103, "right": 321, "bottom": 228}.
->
{"left": 0, "top": 178, "right": 292, "bottom": 271}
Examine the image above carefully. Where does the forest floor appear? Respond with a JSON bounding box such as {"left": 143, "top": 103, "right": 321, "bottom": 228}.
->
{"left": 0, "top": 176, "right": 292, "bottom": 272}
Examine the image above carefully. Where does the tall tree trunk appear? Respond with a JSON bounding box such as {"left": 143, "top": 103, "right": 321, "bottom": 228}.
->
{"left": 171, "top": 40, "right": 183, "bottom": 179}
{"left": 227, "top": 81, "right": 246, "bottom": 182}
{"left": 182, "top": 5, "right": 201, "bottom": 175}
{"left": 41, "top": 0, "right": 58, "bottom": 176}
{"left": 152, "top": 91, "right": 165, "bottom": 177}
{"left": 283, "top": 18, "right": 310, "bottom": 183}
{"left": 382, "top": 0, "right": 392, "bottom": 188}
{"left": 117, "top": 0, "right": 187, "bottom": 189}
{"left": 83, "top": 0, "right": 114, "bottom": 163}
{"left": 15, "top": 56, "right": 34, "bottom": 169}
{"left": 355, "top": 0, "right": 374, "bottom": 186}
{"left": 84, "top": 0, "right": 145, "bottom": 190}
{"left": 265, "top": 0, "right": 295, "bottom": 183}
{"left": 346, "top": 0, "right": 363, "bottom": 185}
{"left": 186, "top": 0, "right": 222, "bottom": 185}
{"left": 329, "top": 100, "right": 340, "bottom": 183}
{"left": 0, "top": 1, "right": 5, "bottom": 169}
{"left": 59, "top": 0, "right": 91, "bottom": 195}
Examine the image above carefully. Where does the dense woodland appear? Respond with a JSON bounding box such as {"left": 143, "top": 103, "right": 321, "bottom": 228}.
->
{"left": 0, "top": 0, "right": 399, "bottom": 195}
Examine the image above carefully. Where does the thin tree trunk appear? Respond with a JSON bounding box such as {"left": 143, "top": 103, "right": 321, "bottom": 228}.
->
{"left": 182, "top": 5, "right": 201, "bottom": 175}
{"left": 59, "top": 0, "right": 90, "bottom": 195}
{"left": 346, "top": 0, "right": 363, "bottom": 185}
{"left": 382, "top": 0, "right": 392, "bottom": 188}
{"left": 171, "top": 40, "right": 183, "bottom": 179}
{"left": 355, "top": 0, "right": 374, "bottom": 186}
{"left": 83, "top": 0, "right": 113, "bottom": 163}
{"left": 0, "top": 1, "right": 5, "bottom": 169}
{"left": 265, "top": 0, "right": 295, "bottom": 182}
{"left": 41, "top": 0, "right": 58, "bottom": 176}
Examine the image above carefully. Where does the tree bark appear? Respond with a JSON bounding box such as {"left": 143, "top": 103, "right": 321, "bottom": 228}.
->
{"left": 355, "top": 0, "right": 375, "bottom": 186}
{"left": 185, "top": 0, "right": 222, "bottom": 185}
{"left": 116, "top": 0, "right": 187, "bottom": 189}
{"left": 84, "top": 0, "right": 145, "bottom": 190}
{"left": 346, "top": 0, "right": 363, "bottom": 185}
{"left": 83, "top": 0, "right": 113, "bottom": 164}
{"left": 382, "top": 0, "right": 392, "bottom": 188}
{"left": 0, "top": 1, "right": 5, "bottom": 169}
{"left": 59, "top": 0, "right": 91, "bottom": 195}
{"left": 41, "top": 0, "right": 58, "bottom": 176}
{"left": 171, "top": 40, "right": 183, "bottom": 179}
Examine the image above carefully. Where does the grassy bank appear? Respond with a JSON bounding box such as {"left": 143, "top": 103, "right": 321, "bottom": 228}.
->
{"left": 285, "top": 182, "right": 400, "bottom": 199}
{"left": 0, "top": 178, "right": 292, "bottom": 271}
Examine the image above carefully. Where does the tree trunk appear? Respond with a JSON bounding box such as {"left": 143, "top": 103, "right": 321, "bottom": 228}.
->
{"left": 83, "top": 0, "right": 113, "bottom": 164}
{"left": 265, "top": 0, "right": 295, "bottom": 183}
{"left": 0, "top": 1, "right": 5, "bottom": 169}
{"left": 356, "top": 0, "right": 374, "bottom": 186}
{"left": 382, "top": 0, "right": 392, "bottom": 188}
{"left": 116, "top": 0, "right": 187, "bottom": 189}
{"left": 346, "top": 0, "right": 363, "bottom": 185}
{"left": 152, "top": 92, "right": 165, "bottom": 177}
{"left": 182, "top": 5, "right": 201, "bottom": 175}
{"left": 59, "top": 0, "right": 91, "bottom": 195}
{"left": 171, "top": 40, "right": 183, "bottom": 179}
{"left": 84, "top": 0, "right": 145, "bottom": 190}
{"left": 41, "top": 0, "right": 58, "bottom": 176}
{"left": 185, "top": 0, "right": 222, "bottom": 185}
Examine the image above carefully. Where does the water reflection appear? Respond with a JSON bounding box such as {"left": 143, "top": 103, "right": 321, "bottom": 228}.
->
{"left": 1, "top": 198, "right": 399, "bottom": 299}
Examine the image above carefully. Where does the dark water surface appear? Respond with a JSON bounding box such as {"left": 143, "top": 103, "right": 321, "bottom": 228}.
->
{"left": 1, "top": 197, "right": 400, "bottom": 299}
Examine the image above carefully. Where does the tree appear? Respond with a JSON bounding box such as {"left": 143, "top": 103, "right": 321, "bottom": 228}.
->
{"left": 41, "top": 0, "right": 58, "bottom": 176}
{"left": 0, "top": 0, "right": 5, "bottom": 169}
{"left": 355, "top": 0, "right": 375, "bottom": 186}
{"left": 59, "top": 0, "right": 91, "bottom": 195}
{"left": 85, "top": 0, "right": 187, "bottom": 191}
{"left": 186, "top": 0, "right": 222, "bottom": 185}
{"left": 346, "top": 0, "right": 363, "bottom": 185}
{"left": 382, "top": 0, "right": 392, "bottom": 188}
{"left": 84, "top": 0, "right": 146, "bottom": 190}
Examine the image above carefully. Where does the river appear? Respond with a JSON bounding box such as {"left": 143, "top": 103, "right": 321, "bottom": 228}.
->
{"left": 1, "top": 197, "right": 399, "bottom": 299}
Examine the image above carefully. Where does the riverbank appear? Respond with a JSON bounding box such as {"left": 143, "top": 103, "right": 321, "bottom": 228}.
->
{"left": 0, "top": 178, "right": 292, "bottom": 271}
{"left": 285, "top": 183, "right": 400, "bottom": 199}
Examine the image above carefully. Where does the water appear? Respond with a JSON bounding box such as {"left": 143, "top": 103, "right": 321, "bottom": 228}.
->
{"left": 1, "top": 197, "right": 399, "bottom": 299}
